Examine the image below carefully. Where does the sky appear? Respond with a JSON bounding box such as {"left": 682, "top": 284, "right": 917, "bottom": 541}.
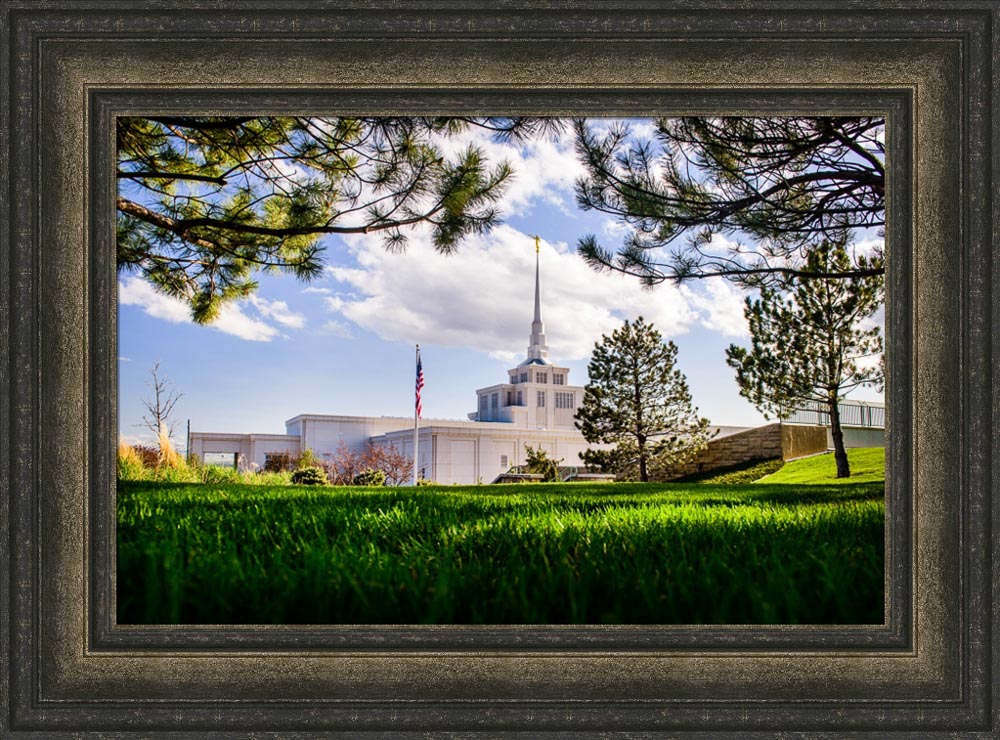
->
{"left": 118, "top": 120, "right": 884, "bottom": 449}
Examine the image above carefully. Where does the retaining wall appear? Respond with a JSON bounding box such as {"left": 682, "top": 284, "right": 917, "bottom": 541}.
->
{"left": 659, "top": 423, "right": 828, "bottom": 480}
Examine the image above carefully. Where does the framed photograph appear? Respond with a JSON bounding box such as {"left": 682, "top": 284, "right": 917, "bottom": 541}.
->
{"left": 1, "top": 2, "right": 996, "bottom": 736}
{"left": 114, "top": 111, "right": 888, "bottom": 629}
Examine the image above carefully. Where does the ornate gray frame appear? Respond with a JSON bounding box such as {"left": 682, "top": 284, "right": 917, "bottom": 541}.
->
{"left": 0, "top": 2, "right": 995, "bottom": 736}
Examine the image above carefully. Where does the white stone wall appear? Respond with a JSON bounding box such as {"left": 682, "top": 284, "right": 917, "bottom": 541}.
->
{"left": 827, "top": 426, "right": 885, "bottom": 449}
{"left": 289, "top": 415, "right": 413, "bottom": 457}
{"left": 372, "top": 423, "right": 609, "bottom": 485}
{"left": 188, "top": 433, "right": 301, "bottom": 469}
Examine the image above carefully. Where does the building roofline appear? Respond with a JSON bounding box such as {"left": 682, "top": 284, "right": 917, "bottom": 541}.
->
{"left": 189, "top": 432, "right": 300, "bottom": 441}
{"left": 373, "top": 425, "right": 591, "bottom": 440}
{"left": 285, "top": 413, "right": 462, "bottom": 426}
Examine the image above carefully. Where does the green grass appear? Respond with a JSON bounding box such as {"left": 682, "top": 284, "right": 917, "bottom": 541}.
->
{"left": 117, "top": 478, "right": 884, "bottom": 625}
{"left": 671, "top": 457, "right": 785, "bottom": 485}
{"left": 757, "top": 447, "right": 885, "bottom": 485}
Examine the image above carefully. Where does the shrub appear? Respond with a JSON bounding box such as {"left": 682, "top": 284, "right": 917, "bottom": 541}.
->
{"left": 155, "top": 465, "right": 199, "bottom": 483}
{"left": 291, "top": 466, "right": 328, "bottom": 486}
{"left": 132, "top": 444, "right": 160, "bottom": 469}
{"left": 117, "top": 437, "right": 199, "bottom": 482}
{"left": 157, "top": 422, "right": 185, "bottom": 469}
{"left": 117, "top": 439, "right": 147, "bottom": 481}
{"left": 201, "top": 465, "right": 244, "bottom": 485}
{"left": 263, "top": 451, "right": 294, "bottom": 473}
{"left": 252, "top": 470, "right": 293, "bottom": 486}
{"left": 415, "top": 478, "right": 438, "bottom": 487}
{"left": 296, "top": 448, "right": 320, "bottom": 470}
{"left": 524, "top": 444, "right": 563, "bottom": 482}
{"left": 352, "top": 468, "right": 387, "bottom": 487}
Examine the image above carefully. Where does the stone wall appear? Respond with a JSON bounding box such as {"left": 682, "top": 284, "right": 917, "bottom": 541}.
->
{"left": 830, "top": 426, "right": 885, "bottom": 449}
{"left": 781, "top": 424, "right": 830, "bottom": 460}
{"left": 659, "top": 423, "right": 828, "bottom": 480}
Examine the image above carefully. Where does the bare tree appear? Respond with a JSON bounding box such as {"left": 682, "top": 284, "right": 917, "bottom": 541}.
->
{"left": 322, "top": 441, "right": 413, "bottom": 486}
{"left": 362, "top": 444, "right": 414, "bottom": 487}
{"left": 140, "top": 361, "right": 183, "bottom": 441}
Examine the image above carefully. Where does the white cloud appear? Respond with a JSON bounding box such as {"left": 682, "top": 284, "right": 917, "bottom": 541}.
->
{"left": 210, "top": 305, "right": 282, "bottom": 342}
{"left": 601, "top": 217, "right": 631, "bottom": 239}
{"left": 301, "top": 286, "right": 333, "bottom": 295}
{"left": 680, "top": 277, "right": 750, "bottom": 338}
{"left": 247, "top": 295, "right": 306, "bottom": 329}
{"left": 322, "top": 225, "right": 719, "bottom": 362}
{"left": 851, "top": 236, "right": 884, "bottom": 258}
{"left": 323, "top": 295, "right": 345, "bottom": 312}
{"left": 318, "top": 319, "right": 354, "bottom": 339}
{"left": 282, "top": 123, "right": 586, "bottom": 234}
{"left": 119, "top": 277, "right": 192, "bottom": 324}
{"left": 118, "top": 277, "right": 282, "bottom": 342}
{"left": 627, "top": 120, "right": 660, "bottom": 143}
{"left": 434, "top": 126, "right": 586, "bottom": 216}
{"left": 119, "top": 431, "right": 157, "bottom": 447}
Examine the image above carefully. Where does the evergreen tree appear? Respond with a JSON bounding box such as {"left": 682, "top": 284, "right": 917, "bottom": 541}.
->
{"left": 575, "top": 317, "right": 712, "bottom": 482}
{"left": 574, "top": 116, "right": 885, "bottom": 286}
{"left": 117, "top": 116, "right": 560, "bottom": 322}
{"left": 523, "top": 444, "right": 562, "bottom": 482}
{"left": 725, "top": 239, "right": 883, "bottom": 478}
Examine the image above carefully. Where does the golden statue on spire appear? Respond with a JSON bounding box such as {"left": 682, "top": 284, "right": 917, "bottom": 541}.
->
{"left": 534, "top": 235, "right": 540, "bottom": 254}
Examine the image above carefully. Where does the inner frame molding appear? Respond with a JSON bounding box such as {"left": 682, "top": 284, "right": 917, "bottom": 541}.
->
{"left": 1, "top": 4, "right": 994, "bottom": 736}
{"left": 90, "top": 87, "right": 912, "bottom": 655}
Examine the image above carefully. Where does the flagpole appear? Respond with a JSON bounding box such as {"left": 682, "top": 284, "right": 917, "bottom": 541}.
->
{"left": 413, "top": 344, "right": 420, "bottom": 485}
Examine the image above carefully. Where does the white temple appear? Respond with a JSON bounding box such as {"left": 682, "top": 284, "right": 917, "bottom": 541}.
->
{"left": 188, "top": 241, "right": 601, "bottom": 484}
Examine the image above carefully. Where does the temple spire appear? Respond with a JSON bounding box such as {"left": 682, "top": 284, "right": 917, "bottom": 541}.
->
{"left": 525, "top": 235, "right": 549, "bottom": 364}
{"left": 533, "top": 235, "right": 542, "bottom": 325}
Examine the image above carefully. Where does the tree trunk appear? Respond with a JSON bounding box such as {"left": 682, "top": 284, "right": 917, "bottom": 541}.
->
{"left": 828, "top": 399, "right": 851, "bottom": 478}
{"left": 637, "top": 441, "right": 649, "bottom": 482}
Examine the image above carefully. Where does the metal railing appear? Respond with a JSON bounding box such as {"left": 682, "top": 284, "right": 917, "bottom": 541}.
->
{"left": 508, "top": 464, "right": 584, "bottom": 479}
{"left": 784, "top": 401, "right": 885, "bottom": 429}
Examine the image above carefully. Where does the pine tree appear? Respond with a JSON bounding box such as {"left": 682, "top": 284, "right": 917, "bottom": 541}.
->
{"left": 574, "top": 116, "right": 885, "bottom": 286}
{"left": 725, "top": 239, "right": 883, "bottom": 478}
{"left": 117, "top": 116, "right": 561, "bottom": 322}
{"left": 575, "top": 317, "right": 712, "bottom": 482}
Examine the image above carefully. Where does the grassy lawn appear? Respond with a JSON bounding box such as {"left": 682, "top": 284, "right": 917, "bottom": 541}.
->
{"left": 758, "top": 447, "right": 886, "bottom": 485}
{"left": 118, "top": 467, "right": 885, "bottom": 625}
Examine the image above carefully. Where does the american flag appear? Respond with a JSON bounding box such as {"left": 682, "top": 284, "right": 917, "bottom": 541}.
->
{"left": 415, "top": 349, "right": 424, "bottom": 419}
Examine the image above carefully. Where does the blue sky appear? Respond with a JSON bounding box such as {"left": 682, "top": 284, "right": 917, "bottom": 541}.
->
{"left": 118, "top": 120, "right": 883, "bottom": 448}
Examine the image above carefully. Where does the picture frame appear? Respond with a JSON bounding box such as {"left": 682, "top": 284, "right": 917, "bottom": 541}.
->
{"left": 1, "top": 1, "right": 995, "bottom": 735}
